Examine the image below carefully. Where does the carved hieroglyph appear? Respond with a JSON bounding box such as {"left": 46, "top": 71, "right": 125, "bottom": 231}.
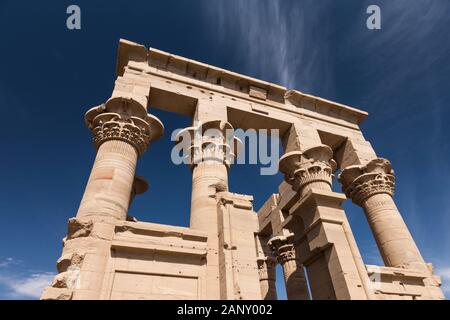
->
{"left": 41, "top": 39, "right": 444, "bottom": 300}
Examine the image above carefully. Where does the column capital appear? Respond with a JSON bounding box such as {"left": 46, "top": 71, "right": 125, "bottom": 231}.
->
{"left": 175, "top": 120, "right": 242, "bottom": 169}
{"left": 257, "top": 256, "right": 277, "bottom": 280}
{"left": 268, "top": 233, "right": 296, "bottom": 265}
{"left": 278, "top": 145, "right": 337, "bottom": 193}
{"left": 84, "top": 100, "right": 163, "bottom": 156}
{"left": 338, "top": 158, "right": 395, "bottom": 206}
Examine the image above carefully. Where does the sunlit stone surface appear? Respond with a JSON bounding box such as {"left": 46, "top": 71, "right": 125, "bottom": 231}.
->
{"left": 41, "top": 39, "right": 444, "bottom": 300}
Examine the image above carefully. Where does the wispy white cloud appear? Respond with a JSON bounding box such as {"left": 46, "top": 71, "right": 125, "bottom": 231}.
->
{"left": 202, "top": 2, "right": 450, "bottom": 290}
{"left": 342, "top": 0, "right": 450, "bottom": 121}
{"left": 435, "top": 267, "right": 450, "bottom": 297}
{"left": 0, "top": 258, "right": 54, "bottom": 299}
{"left": 0, "top": 272, "right": 55, "bottom": 299}
{"left": 0, "top": 257, "right": 14, "bottom": 268}
{"left": 202, "top": 0, "right": 335, "bottom": 94}
{"left": 336, "top": 0, "right": 450, "bottom": 270}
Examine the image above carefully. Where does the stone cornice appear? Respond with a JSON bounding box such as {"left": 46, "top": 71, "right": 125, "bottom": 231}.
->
{"left": 115, "top": 39, "right": 368, "bottom": 126}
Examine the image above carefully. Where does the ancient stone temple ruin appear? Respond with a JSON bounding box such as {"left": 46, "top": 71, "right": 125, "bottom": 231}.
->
{"left": 41, "top": 39, "right": 444, "bottom": 300}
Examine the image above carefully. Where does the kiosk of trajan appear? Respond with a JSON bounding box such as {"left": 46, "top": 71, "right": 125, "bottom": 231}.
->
{"left": 41, "top": 39, "right": 444, "bottom": 300}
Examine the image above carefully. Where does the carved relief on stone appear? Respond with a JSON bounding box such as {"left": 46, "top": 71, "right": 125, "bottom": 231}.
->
{"left": 84, "top": 98, "right": 163, "bottom": 156}
{"left": 338, "top": 158, "right": 395, "bottom": 206}
{"left": 278, "top": 144, "right": 337, "bottom": 193}
{"left": 175, "top": 120, "right": 243, "bottom": 169}
{"left": 268, "top": 233, "right": 297, "bottom": 265}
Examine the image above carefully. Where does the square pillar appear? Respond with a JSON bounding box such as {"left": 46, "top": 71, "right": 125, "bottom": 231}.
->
{"left": 278, "top": 144, "right": 374, "bottom": 300}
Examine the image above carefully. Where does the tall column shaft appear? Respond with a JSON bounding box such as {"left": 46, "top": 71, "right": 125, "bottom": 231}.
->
{"left": 190, "top": 162, "right": 228, "bottom": 230}
{"left": 42, "top": 97, "right": 164, "bottom": 300}
{"left": 340, "top": 158, "right": 428, "bottom": 272}
{"left": 71, "top": 140, "right": 138, "bottom": 299}
{"left": 77, "top": 140, "right": 138, "bottom": 222}
{"left": 282, "top": 259, "right": 309, "bottom": 300}
{"left": 190, "top": 162, "right": 227, "bottom": 299}
{"left": 363, "top": 193, "right": 425, "bottom": 270}
{"left": 176, "top": 119, "right": 241, "bottom": 299}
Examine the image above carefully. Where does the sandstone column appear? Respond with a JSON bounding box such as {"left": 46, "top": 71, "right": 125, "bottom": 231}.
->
{"left": 77, "top": 98, "right": 163, "bottom": 222}
{"left": 268, "top": 233, "right": 309, "bottom": 300}
{"left": 42, "top": 97, "right": 163, "bottom": 300}
{"left": 175, "top": 120, "right": 241, "bottom": 299}
{"left": 279, "top": 144, "right": 373, "bottom": 300}
{"left": 339, "top": 158, "right": 428, "bottom": 272}
{"left": 256, "top": 257, "right": 278, "bottom": 300}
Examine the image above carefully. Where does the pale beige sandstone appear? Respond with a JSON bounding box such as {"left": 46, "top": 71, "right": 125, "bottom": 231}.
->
{"left": 339, "top": 158, "right": 423, "bottom": 270}
{"left": 256, "top": 256, "right": 278, "bottom": 300}
{"left": 277, "top": 144, "right": 374, "bottom": 300}
{"left": 181, "top": 121, "right": 231, "bottom": 299}
{"left": 41, "top": 39, "right": 444, "bottom": 300}
{"left": 339, "top": 158, "right": 444, "bottom": 299}
{"left": 175, "top": 120, "right": 245, "bottom": 299}
{"left": 216, "top": 192, "right": 262, "bottom": 299}
{"left": 255, "top": 232, "right": 279, "bottom": 300}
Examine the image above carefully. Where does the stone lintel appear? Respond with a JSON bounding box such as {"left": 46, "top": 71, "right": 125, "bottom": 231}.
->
{"left": 147, "top": 47, "right": 286, "bottom": 97}
{"left": 116, "top": 39, "right": 368, "bottom": 126}
{"left": 284, "top": 90, "right": 368, "bottom": 124}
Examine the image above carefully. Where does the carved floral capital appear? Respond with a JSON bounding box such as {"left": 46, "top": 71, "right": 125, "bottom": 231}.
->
{"left": 278, "top": 145, "right": 337, "bottom": 193}
{"left": 175, "top": 120, "right": 243, "bottom": 169}
{"left": 84, "top": 99, "right": 163, "bottom": 156}
{"left": 338, "top": 158, "right": 395, "bottom": 206}
{"left": 268, "top": 233, "right": 297, "bottom": 265}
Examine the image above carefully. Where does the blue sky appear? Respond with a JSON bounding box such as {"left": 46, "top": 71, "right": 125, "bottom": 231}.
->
{"left": 0, "top": 0, "right": 449, "bottom": 299}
